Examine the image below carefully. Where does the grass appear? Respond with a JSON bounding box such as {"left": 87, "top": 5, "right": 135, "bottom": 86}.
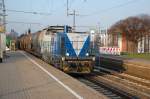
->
{"left": 122, "top": 53, "right": 150, "bottom": 60}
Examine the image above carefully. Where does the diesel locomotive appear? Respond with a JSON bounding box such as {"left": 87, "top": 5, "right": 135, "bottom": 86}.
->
{"left": 19, "top": 25, "right": 96, "bottom": 73}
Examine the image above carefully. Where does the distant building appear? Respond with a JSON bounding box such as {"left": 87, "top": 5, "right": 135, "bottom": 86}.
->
{"left": 99, "top": 28, "right": 108, "bottom": 47}
{"left": 137, "top": 36, "right": 150, "bottom": 53}
{"left": 8, "top": 29, "right": 18, "bottom": 40}
{"left": 108, "top": 31, "right": 150, "bottom": 53}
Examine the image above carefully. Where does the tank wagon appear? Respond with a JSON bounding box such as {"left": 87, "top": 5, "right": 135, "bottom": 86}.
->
{"left": 20, "top": 25, "right": 96, "bottom": 73}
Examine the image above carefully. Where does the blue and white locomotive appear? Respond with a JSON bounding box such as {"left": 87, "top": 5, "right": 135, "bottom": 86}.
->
{"left": 41, "top": 25, "right": 95, "bottom": 73}
{"left": 19, "top": 25, "right": 96, "bottom": 73}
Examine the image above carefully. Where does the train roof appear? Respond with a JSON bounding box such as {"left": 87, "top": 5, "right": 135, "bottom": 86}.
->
{"left": 30, "top": 25, "right": 90, "bottom": 35}
{"left": 43, "top": 25, "right": 71, "bottom": 30}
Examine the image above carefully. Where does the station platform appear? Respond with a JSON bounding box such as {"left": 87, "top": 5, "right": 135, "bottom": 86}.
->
{"left": 0, "top": 51, "right": 107, "bottom": 99}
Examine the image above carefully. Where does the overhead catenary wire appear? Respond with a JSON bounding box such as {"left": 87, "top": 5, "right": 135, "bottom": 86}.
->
{"left": 6, "top": 9, "right": 51, "bottom": 16}
{"left": 5, "top": 0, "right": 52, "bottom": 16}
{"left": 6, "top": 20, "right": 42, "bottom": 25}
{"left": 78, "top": 0, "right": 139, "bottom": 17}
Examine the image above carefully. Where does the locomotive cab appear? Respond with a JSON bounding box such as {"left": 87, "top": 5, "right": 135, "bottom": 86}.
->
{"left": 50, "top": 26, "right": 96, "bottom": 73}
{"left": 61, "top": 32, "right": 95, "bottom": 73}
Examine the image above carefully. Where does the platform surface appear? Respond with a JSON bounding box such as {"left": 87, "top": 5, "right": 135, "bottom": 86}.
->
{"left": 0, "top": 51, "right": 107, "bottom": 99}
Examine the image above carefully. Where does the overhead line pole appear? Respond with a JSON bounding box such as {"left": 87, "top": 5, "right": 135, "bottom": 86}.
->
{"left": 2, "top": 0, "right": 6, "bottom": 33}
{"left": 69, "top": 10, "right": 77, "bottom": 31}
{"left": 0, "top": 0, "right": 6, "bottom": 33}
{"left": 0, "top": 0, "right": 6, "bottom": 62}
{"left": 73, "top": 10, "right": 75, "bottom": 31}
{"left": 67, "top": 0, "right": 69, "bottom": 16}
{"left": 66, "top": 0, "right": 79, "bottom": 31}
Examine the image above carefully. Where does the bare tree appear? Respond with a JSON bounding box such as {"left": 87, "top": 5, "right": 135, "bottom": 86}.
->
{"left": 108, "top": 15, "right": 150, "bottom": 53}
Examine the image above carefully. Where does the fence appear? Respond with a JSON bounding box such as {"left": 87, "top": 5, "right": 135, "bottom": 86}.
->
{"left": 99, "top": 47, "right": 121, "bottom": 55}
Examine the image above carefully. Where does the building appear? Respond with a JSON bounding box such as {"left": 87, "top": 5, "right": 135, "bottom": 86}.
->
{"left": 108, "top": 31, "right": 150, "bottom": 53}
{"left": 99, "top": 28, "right": 108, "bottom": 47}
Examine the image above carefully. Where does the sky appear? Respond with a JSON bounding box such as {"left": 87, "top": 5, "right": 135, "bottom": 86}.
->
{"left": 5, "top": 0, "right": 150, "bottom": 34}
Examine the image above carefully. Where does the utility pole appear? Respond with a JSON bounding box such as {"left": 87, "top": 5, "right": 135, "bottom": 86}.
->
{"left": 66, "top": 0, "right": 87, "bottom": 31}
{"left": 0, "top": 0, "right": 6, "bottom": 62}
{"left": 97, "top": 22, "right": 101, "bottom": 47}
{"left": 67, "top": 0, "right": 69, "bottom": 16}
{"left": 69, "top": 10, "right": 78, "bottom": 31}
{"left": 66, "top": 0, "right": 79, "bottom": 31}
{"left": 73, "top": 10, "right": 75, "bottom": 31}
{"left": 0, "top": 0, "right": 6, "bottom": 33}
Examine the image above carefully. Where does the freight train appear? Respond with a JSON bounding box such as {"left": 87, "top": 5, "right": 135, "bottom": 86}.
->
{"left": 19, "top": 25, "right": 96, "bottom": 73}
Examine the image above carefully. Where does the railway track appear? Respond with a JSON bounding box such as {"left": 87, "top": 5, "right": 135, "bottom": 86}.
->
{"left": 72, "top": 74, "right": 137, "bottom": 99}
{"left": 95, "top": 66, "right": 150, "bottom": 87}
{"left": 93, "top": 66, "right": 150, "bottom": 98}
{"left": 24, "top": 51, "right": 150, "bottom": 98}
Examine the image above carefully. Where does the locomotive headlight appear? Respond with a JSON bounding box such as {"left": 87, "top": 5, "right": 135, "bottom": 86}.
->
{"left": 66, "top": 53, "right": 69, "bottom": 56}
{"left": 92, "top": 57, "right": 95, "bottom": 61}
{"left": 86, "top": 53, "right": 89, "bottom": 56}
{"left": 62, "top": 57, "right": 65, "bottom": 61}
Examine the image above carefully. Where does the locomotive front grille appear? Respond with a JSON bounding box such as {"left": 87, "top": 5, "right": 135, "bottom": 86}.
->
{"left": 62, "top": 58, "right": 94, "bottom": 73}
{"left": 64, "top": 57, "right": 95, "bottom": 61}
